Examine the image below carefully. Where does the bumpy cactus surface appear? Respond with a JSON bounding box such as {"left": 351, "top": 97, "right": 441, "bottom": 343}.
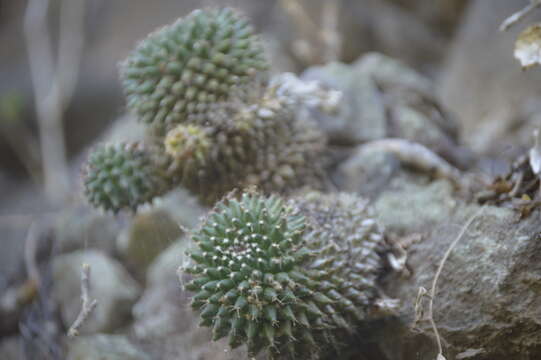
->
{"left": 83, "top": 6, "right": 333, "bottom": 211}
{"left": 83, "top": 143, "right": 169, "bottom": 213}
{"left": 183, "top": 191, "right": 388, "bottom": 358}
{"left": 163, "top": 80, "right": 326, "bottom": 204}
{"left": 121, "top": 7, "right": 268, "bottom": 129}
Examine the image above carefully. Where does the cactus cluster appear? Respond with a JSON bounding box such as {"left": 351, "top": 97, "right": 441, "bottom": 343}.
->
{"left": 83, "top": 7, "right": 330, "bottom": 212}
{"left": 183, "top": 191, "right": 388, "bottom": 358}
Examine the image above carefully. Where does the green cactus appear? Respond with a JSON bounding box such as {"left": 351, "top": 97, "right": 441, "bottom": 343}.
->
{"left": 182, "top": 191, "right": 388, "bottom": 358}
{"left": 160, "top": 81, "right": 326, "bottom": 205}
{"left": 84, "top": 6, "right": 330, "bottom": 210}
{"left": 83, "top": 143, "right": 170, "bottom": 213}
{"left": 121, "top": 7, "right": 268, "bottom": 129}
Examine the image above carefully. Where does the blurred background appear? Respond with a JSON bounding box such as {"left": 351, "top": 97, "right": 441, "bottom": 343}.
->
{"left": 2, "top": 0, "right": 541, "bottom": 358}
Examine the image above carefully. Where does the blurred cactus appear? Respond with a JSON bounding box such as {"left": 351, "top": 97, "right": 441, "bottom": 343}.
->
{"left": 121, "top": 7, "right": 268, "bottom": 129}
{"left": 163, "top": 80, "right": 327, "bottom": 205}
{"left": 83, "top": 7, "right": 333, "bottom": 211}
{"left": 83, "top": 143, "right": 169, "bottom": 213}
{"left": 182, "top": 191, "right": 389, "bottom": 358}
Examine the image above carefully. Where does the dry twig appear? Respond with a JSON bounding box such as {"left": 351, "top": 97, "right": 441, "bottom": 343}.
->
{"left": 23, "top": 0, "right": 87, "bottom": 203}
{"left": 67, "top": 263, "right": 98, "bottom": 337}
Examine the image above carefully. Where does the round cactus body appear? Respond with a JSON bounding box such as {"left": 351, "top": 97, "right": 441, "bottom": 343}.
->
{"left": 183, "top": 192, "right": 389, "bottom": 358}
{"left": 83, "top": 143, "right": 169, "bottom": 213}
{"left": 121, "top": 7, "right": 268, "bottom": 129}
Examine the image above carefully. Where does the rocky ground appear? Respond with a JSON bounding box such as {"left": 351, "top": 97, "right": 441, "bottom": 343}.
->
{"left": 2, "top": 1, "right": 541, "bottom": 359}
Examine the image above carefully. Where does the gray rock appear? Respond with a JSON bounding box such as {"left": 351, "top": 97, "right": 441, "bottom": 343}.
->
{"left": 336, "top": 145, "right": 401, "bottom": 198}
{"left": 354, "top": 173, "right": 541, "bottom": 359}
{"left": 52, "top": 250, "right": 140, "bottom": 334}
{"left": 66, "top": 334, "right": 150, "bottom": 360}
{"left": 303, "top": 53, "right": 467, "bottom": 167}
{"left": 374, "top": 177, "right": 457, "bottom": 233}
{"left": 117, "top": 209, "right": 182, "bottom": 277}
{"left": 133, "top": 240, "right": 190, "bottom": 338}
{"left": 132, "top": 239, "right": 248, "bottom": 360}
{"left": 54, "top": 205, "right": 120, "bottom": 254}
{"left": 440, "top": 0, "right": 541, "bottom": 155}
{"left": 146, "top": 239, "right": 189, "bottom": 287}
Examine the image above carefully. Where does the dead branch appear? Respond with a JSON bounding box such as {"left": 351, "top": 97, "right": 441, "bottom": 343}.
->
{"left": 23, "top": 0, "right": 87, "bottom": 203}
{"left": 67, "top": 263, "right": 98, "bottom": 337}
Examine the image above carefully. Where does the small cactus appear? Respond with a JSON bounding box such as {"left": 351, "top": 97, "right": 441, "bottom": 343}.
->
{"left": 160, "top": 82, "right": 327, "bottom": 205}
{"left": 83, "top": 143, "right": 170, "bottom": 213}
{"left": 182, "top": 191, "right": 389, "bottom": 358}
{"left": 121, "top": 7, "right": 268, "bottom": 128}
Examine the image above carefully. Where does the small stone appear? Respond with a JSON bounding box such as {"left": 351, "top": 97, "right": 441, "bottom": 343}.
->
{"left": 117, "top": 209, "right": 182, "bottom": 276}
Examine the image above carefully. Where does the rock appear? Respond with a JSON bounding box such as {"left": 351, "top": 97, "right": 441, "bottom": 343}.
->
{"left": 335, "top": 145, "right": 401, "bottom": 199}
{"left": 117, "top": 209, "right": 182, "bottom": 278}
{"left": 132, "top": 239, "right": 248, "bottom": 360}
{"left": 66, "top": 334, "right": 150, "bottom": 360}
{"left": 52, "top": 250, "right": 140, "bottom": 333}
{"left": 133, "top": 240, "right": 190, "bottom": 338}
{"left": 374, "top": 177, "right": 457, "bottom": 233}
{"left": 386, "top": 202, "right": 541, "bottom": 360}
{"left": 440, "top": 0, "right": 541, "bottom": 155}
{"left": 303, "top": 53, "right": 469, "bottom": 167}
{"left": 337, "top": 170, "right": 541, "bottom": 359}
{"left": 54, "top": 205, "right": 121, "bottom": 254}
{"left": 145, "top": 239, "right": 189, "bottom": 287}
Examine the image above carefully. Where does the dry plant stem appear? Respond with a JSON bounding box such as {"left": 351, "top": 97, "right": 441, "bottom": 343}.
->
{"left": 23, "top": 222, "right": 41, "bottom": 288}
{"left": 67, "top": 263, "right": 98, "bottom": 338}
{"left": 428, "top": 205, "right": 487, "bottom": 358}
{"left": 358, "top": 138, "right": 462, "bottom": 185}
{"left": 500, "top": 0, "right": 541, "bottom": 31}
{"left": 321, "top": 0, "right": 341, "bottom": 62}
{"left": 23, "top": 0, "right": 87, "bottom": 203}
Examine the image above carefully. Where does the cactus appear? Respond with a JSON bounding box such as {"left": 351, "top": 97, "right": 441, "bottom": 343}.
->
{"left": 82, "top": 7, "right": 332, "bottom": 210}
{"left": 182, "top": 191, "right": 389, "bottom": 359}
{"left": 121, "top": 7, "right": 268, "bottom": 129}
{"left": 162, "top": 81, "right": 326, "bottom": 204}
{"left": 83, "top": 143, "right": 170, "bottom": 213}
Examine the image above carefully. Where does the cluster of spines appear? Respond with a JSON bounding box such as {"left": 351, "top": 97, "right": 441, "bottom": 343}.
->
{"left": 82, "top": 142, "right": 169, "bottom": 213}
{"left": 120, "top": 7, "right": 268, "bottom": 129}
{"left": 183, "top": 192, "right": 388, "bottom": 358}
